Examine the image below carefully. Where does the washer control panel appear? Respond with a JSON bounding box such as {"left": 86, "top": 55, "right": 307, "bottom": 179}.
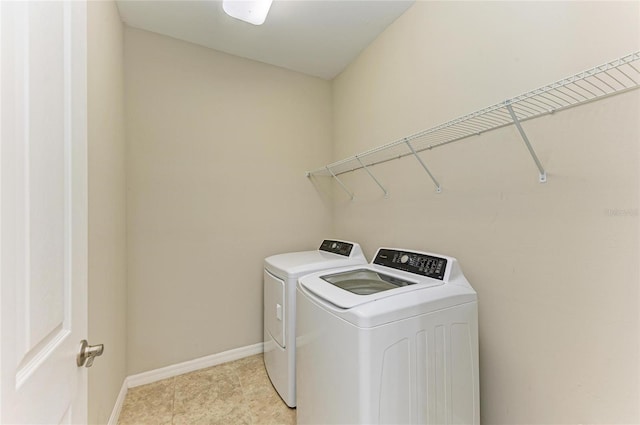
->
{"left": 319, "top": 240, "right": 353, "bottom": 257}
{"left": 373, "top": 249, "right": 447, "bottom": 280}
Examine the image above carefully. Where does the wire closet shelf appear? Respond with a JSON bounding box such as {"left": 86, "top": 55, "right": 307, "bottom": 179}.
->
{"left": 306, "top": 52, "right": 640, "bottom": 199}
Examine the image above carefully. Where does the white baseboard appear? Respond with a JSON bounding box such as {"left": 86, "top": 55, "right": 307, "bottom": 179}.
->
{"left": 107, "top": 342, "right": 263, "bottom": 424}
{"left": 107, "top": 379, "right": 128, "bottom": 425}
{"left": 126, "top": 342, "right": 264, "bottom": 388}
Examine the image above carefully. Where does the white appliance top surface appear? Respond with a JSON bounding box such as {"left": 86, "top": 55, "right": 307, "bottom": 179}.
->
{"left": 297, "top": 248, "right": 477, "bottom": 327}
{"left": 300, "top": 263, "right": 444, "bottom": 309}
{"left": 265, "top": 247, "right": 366, "bottom": 279}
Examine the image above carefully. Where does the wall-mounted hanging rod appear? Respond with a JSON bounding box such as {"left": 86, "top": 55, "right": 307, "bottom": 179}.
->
{"left": 355, "top": 155, "right": 388, "bottom": 197}
{"left": 505, "top": 103, "right": 547, "bottom": 183}
{"left": 404, "top": 139, "right": 441, "bottom": 193}
{"left": 306, "top": 51, "right": 640, "bottom": 194}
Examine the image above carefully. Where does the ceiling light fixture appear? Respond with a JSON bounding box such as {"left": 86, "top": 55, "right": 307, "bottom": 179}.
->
{"left": 222, "top": 0, "right": 274, "bottom": 26}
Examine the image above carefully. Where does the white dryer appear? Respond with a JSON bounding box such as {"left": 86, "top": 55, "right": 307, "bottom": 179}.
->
{"left": 263, "top": 240, "right": 366, "bottom": 407}
{"left": 296, "top": 247, "right": 479, "bottom": 424}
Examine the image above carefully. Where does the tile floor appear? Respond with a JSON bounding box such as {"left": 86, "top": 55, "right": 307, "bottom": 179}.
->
{"left": 117, "top": 354, "right": 296, "bottom": 425}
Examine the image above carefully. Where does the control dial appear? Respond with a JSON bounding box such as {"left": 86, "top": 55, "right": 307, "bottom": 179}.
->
{"left": 400, "top": 254, "right": 409, "bottom": 264}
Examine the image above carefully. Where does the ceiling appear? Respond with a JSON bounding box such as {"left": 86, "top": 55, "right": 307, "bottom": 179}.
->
{"left": 115, "top": 0, "right": 415, "bottom": 80}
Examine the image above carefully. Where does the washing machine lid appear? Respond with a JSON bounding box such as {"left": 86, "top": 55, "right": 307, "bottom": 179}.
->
{"left": 303, "top": 264, "right": 443, "bottom": 309}
{"left": 299, "top": 247, "right": 472, "bottom": 310}
{"left": 320, "top": 268, "right": 417, "bottom": 295}
{"left": 299, "top": 248, "right": 477, "bottom": 327}
{"left": 265, "top": 240, "right": 367, "bottom": 278}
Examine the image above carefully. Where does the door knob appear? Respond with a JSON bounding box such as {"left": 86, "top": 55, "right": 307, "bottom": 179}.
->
{"left": 77, "top": 340, "right": 104, "bottom": 368}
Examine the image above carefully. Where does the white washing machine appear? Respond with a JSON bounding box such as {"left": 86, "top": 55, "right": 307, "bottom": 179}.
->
{"left": 296, "top": 247, "right": 479, "bottom": 424}
{"left": 263, "top": 239, "right": 367, "bottom": 407}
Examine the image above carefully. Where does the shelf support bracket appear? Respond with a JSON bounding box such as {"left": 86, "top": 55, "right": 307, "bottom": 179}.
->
{"left": 326, "top": 166, "right": 355, "bottom": 200}
{"left": 506, "top": 103, "right": 547, "bottom": 183}
{"left": 404, "top": 139, "right": 442, "bottom": 193}
{"left": 355, "top": 155, "right": 389, "bottom": 198}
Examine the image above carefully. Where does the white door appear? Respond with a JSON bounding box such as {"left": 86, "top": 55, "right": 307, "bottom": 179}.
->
{"left": 1, "top": 1, "right": 89, "bottom": 423}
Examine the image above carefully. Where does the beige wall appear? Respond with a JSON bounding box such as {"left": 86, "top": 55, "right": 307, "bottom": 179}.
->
{"left": 92, "top": 3, "right": 638, "bottom": 422}
{"left": 87, "top": 1, "right": 127, "bottom": 424}
{"left": 332, "top": 2, "right": 639, "bottom": 424}
{"left": 124, "top": 28, "right": 333, "bottom": 374}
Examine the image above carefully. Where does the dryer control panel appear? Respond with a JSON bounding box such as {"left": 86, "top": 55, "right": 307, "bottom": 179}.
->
{"left": 373, "top": 249, "right": 447, "bottom": 280}
{"left": 319, "top": 240, "right": 353, "bottom": 257}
